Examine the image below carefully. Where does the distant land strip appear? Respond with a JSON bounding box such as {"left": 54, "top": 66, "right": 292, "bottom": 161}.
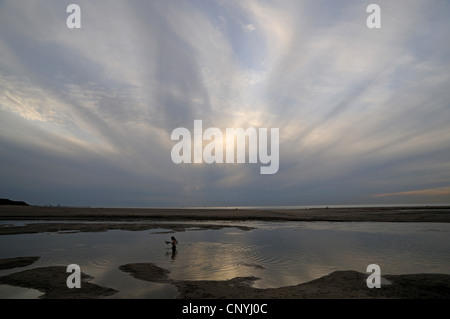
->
{"left": 1, "top": 205, "right": 450, "bottom": 222}
{"left": 0, "top": 198, "right": 29, "bottom": 206}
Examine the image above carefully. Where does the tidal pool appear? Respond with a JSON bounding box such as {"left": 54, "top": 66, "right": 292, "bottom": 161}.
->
{"left": 1, "top": 221, "right": 450, "bottom": 298}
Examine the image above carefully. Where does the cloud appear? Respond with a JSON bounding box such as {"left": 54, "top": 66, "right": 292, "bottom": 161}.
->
{"left": 374, "top": 187, "right": 450, "bottom": 199}
{"left": 243, "top": 24, "right": 256, "bottom": 33}
{"left": 1, "top": 0, "right": 450, "bottom": 206}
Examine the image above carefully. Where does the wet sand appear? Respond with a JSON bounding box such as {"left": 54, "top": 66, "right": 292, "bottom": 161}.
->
{"left": 1, "top": 205, "right": 450, "bottom": 222}
{"left": 0, "top": 264, "right": 117, "bottom": 299}
{"left": 2, "top": 205, "right": 449, "bottom": 236}
{"left": 0, "top": 221, "right": 254, "bottom": 236}
{"left": 0, "top": 257, "right": 40, "bottom": 270}
{"left": 1, "top": 260, "right": 450, "bottom": 299}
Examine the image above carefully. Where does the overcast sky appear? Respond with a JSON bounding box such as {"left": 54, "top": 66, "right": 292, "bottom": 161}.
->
{"left": 1, "top": 0, "right": 450, "bottom": 207}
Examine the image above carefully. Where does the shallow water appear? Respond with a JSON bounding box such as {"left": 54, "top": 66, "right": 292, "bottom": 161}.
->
{"left": 1, "top": 221, "right": 450, "bottom": 298}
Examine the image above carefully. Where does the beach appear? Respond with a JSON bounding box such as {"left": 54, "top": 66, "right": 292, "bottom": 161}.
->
{"left": 1, "top": 205, "right": 450, "bottom": 299}
{"left": 2, "top": 205, "right": 450, "bottom": 222}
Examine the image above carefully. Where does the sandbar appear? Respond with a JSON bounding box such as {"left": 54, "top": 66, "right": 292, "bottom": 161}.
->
{"left": 3, "top": 261, "right": 448, "bottom": 299}
{"left": 1, "top": 205, "right": 450, "bottom": 222}
{"left": 0, "top": 265, "right": 117, "bottom": 299}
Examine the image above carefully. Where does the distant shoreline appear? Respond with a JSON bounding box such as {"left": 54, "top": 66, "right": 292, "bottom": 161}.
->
{"left": 1, "top": 205, "right": 450, "bottom": 222}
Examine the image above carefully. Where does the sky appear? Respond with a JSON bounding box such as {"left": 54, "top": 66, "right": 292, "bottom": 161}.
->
{"left": 1, "top": 0, "right": 450, "bottom": 208}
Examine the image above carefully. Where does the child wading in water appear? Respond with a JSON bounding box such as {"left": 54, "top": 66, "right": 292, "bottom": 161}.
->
{"left": 170, "top": 236, "right": 178, "bottom": 251}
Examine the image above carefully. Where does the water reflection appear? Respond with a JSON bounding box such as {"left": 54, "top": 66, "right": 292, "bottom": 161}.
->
{"left": 165, "top": 248, "right": 178, "bottom": 260}
{"left": 0, "top": 222, "right": 450, "bottom": 298}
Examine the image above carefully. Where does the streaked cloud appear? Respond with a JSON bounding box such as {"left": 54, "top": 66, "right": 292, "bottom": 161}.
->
{"left": 1, "top": 0, "right": 449, "bottom": 206}
{"left": 375, "top": 187, "right": 450, "bottom": 199}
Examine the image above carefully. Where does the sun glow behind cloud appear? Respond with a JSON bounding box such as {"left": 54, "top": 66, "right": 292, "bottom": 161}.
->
{"left": 1, "top": 0, "right": 450, "bottom": 207}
